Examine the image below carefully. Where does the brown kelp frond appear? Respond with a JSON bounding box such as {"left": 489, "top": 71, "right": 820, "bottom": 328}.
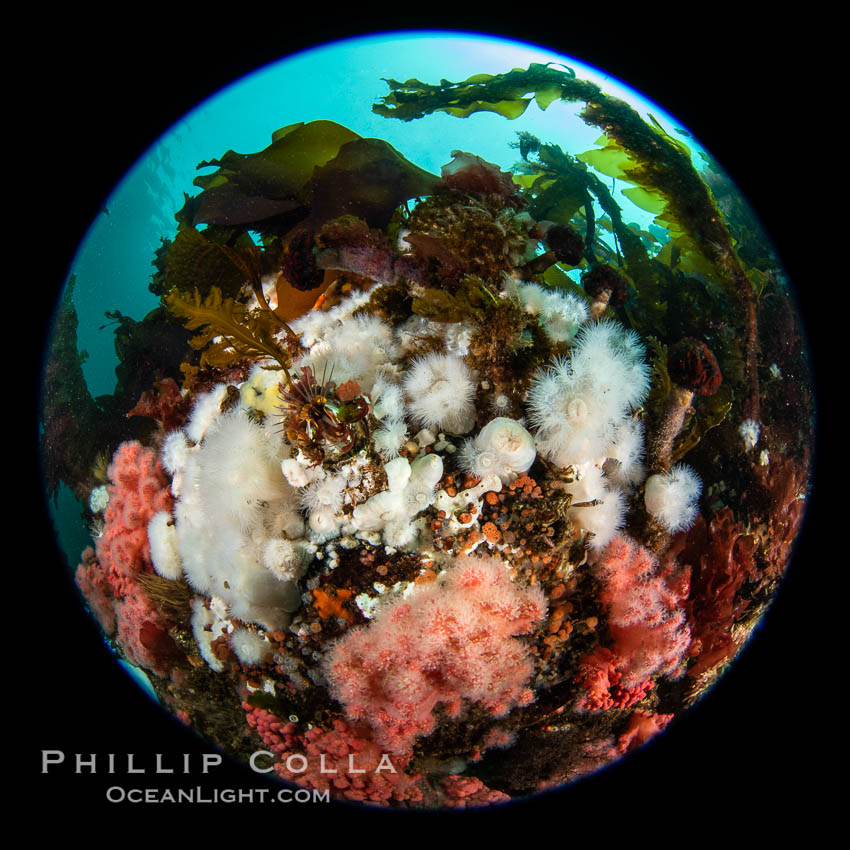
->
{"left": 187, "top": 120, "right": 438, "bottom": 234}
{"left": 189, "top": 120, "right": 361, "bottom": 228}
{"left": 166, "top": 286, "right": 292, "bottom": 373}
{"left": 162, "top": 226, "right": 259, "bottom": 300}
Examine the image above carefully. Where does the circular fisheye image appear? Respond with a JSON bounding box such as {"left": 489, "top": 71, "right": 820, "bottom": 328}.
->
{"left": 40, "top": 29, "right": 814, "bottom": 809}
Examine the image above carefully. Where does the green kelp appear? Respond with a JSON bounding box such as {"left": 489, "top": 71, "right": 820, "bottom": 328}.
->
{"left": 371, "top": 64, "right": 601, "bottom": 123}
{"left": 180, "top": 119, "right": 437, "bottom": 238}
{"left": 511, "top": 134, "right": 668, "bottom": 335}
{"left": 188, "top": 120, "right": 360, "bottom": 228}
{"left": 375, "top": 63, "right": 762, "bottom": 422}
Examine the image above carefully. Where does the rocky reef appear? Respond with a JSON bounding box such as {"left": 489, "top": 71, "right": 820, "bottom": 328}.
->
{"left": 51, "top": 63, "right": 813, "bottom": 808}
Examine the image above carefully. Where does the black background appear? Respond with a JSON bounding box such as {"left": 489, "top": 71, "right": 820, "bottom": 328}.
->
{"left": 25, "top": 8, "right": 828, "bottom": 833}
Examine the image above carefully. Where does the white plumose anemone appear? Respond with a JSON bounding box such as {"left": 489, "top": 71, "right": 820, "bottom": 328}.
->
{"left": 161, "top": 430, "right": 190, "bottom": 477}
{"left": 148, "top": 511, "right": 182, "bottom": 580}
{"left": 262, "top": 538, "right": 304, "bottom": 582}
{"left": 371, "top": 379, "right": 408, "bottom": 459}
{"left": 300, "top": 472, "right": 347, "bottom": 515}
{"left": 295, "top": 312, "right": 397, "bottom": 396}
{"left": 191, "top": 599, "right": 226, "bottom": 673}
{"left": 604, "top": 417, "right": 646, "bottom": 488}
{"left": 564, "top": 465, "right": 626, "bottom": 550}
{"left": 184, "top": 384, "right": 230, "bottom": 445}
{"left": 197, "top": 410, "right": 291, "bottom": 531}
{"left": 373, "top": 417, "right": 408, "bottom": 460}
{"left": 459, "top": 417, "right": 536, "bottom": 484}
{"left": 644, "top": 464, "right": 702, "bottom": 532}
{"left": 165, "top": 407, "right": 305, "bottom": 632}
{"left": 569, "top": 320, "right": 650, "bottom": 416}
{"left": 289, "top": 287, "right": 373, "bottom": 347}
{"left": 517, "top": 283, "right": 589, "bottom": 345}
{"left": 738, "top": 418, "right": 761, "bottom": 452}
{"left": 230, "top": 628, "right": 272, "bottom": 666}
{"left": 403, "top": 352, "right": 476, "bottom": 435}
{"left": 528, "top": 319, "right": 650, "bottom": 468}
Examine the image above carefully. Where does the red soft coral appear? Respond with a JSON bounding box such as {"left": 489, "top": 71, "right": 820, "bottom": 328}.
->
{"left": 574, "top": 646, "right": 653, "bottom": 712}
{"left": 75, "top": 441, "right": 178, "bottom": 676}
{"left": 439, "top": 775, "right": 510, "bottom": 808}
{"left": 576, "top": 535, "right": 690, "bottom": 710}
{"left": 617, "top": 710, "right": 673, "bottom": 754}
{"left": 75, "top": 546, "right": 116, "bottom": 634}
{"left": 127, "top": 378, "right": 190, "bottom": 433}
{"left": 598, "top": 535, "right": 692, "bottom": 685}
{"left": 322, "top": 555, "right": 546, "bottom": 753}
{"left": 96, "top": 441, "right": 173, "bottom": 583}
{"left": 244, "top": 705, "right": 422, "bottom": 806}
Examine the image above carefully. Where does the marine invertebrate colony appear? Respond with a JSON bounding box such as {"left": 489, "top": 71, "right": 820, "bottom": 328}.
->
{"left": 54, "top": 55, "right": 812, "bottom": 810}
{"left": 323, "top": 555, "right": 546, "bottom": 754}
{"left": 527, "top": 319, "right": 650, "bottom": 473}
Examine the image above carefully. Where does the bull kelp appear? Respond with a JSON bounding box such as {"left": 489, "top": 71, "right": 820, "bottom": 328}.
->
{"left": 42, "top": 38, "right": 812, "bottom": 808}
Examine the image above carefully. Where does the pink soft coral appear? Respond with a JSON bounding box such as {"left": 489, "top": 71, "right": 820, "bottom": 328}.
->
{"left": 323, "top": 555, "right": 547, "bottom": 753}
{"left": 576, "top": 535, "right": 690, "bottom": 710}
{"left": 75, "top": 441, "right": 178, "bottom": 675}
{"left": 617, "top": 710, "right": 673, "bottom": 754}
{"left": 95, "top": 441, "right": 172, "bottom": 579}
{"left": 439, "top": 775, "right": 510, "bottom": 808}
{"left": 244, "top": 705, "right": 423, "bottom": 806}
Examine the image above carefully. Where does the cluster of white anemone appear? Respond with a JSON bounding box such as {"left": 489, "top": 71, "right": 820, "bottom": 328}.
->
{"left": 527, "top": 309, "right": 706, "bottom": 547}
{"left": 527, "top": 320, "right": 650, "bottom": 469}
{"left": 525, "top": 318, "right": 657, "bottom": 549}
{"left": 152, "top": 400, "right": 306, "bottom": 634}
{"left": 142, "top": 277, "right": 705, "bottom": 670}
{"left": 142, "top": 299, "right": 487, "bottom": 646}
